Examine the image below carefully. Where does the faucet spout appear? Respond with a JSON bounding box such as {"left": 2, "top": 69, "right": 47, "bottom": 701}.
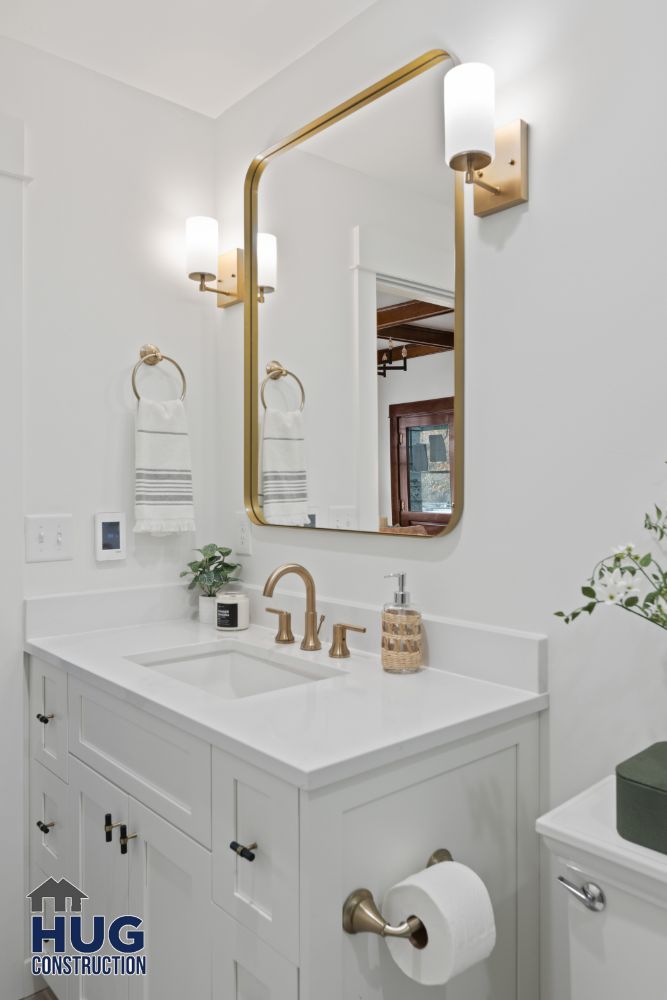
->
{"left": 262, "top": 563, "right": 321, "bottom": 651}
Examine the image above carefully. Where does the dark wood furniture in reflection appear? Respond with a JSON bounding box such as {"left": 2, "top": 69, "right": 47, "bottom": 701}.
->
{"left": 389, "top": 396, "right": 454, "bottom": 535}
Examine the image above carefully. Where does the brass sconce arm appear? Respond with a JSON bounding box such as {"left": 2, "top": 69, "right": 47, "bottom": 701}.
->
{"left": 195, "top": 274, "right": 236, "bottom": 298}
{"left": 464, "top": 154, "right": 501, "bottom": 195}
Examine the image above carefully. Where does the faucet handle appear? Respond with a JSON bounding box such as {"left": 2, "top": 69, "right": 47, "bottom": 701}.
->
{"left": 265, "top": 608, "right": 295, "bottom": 644}
{"left": 329, "top": 623, "right": 367, "bottom": 659}
{"left": 317, "top": 614, "right": 326, "bottom": 637}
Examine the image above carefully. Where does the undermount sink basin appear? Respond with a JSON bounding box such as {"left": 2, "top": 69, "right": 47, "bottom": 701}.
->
{"left": 127, "top": 642, "right": 342, "bottom": 700}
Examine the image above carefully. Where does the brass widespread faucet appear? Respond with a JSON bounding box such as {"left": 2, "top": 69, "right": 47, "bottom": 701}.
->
{"left": 262, "top": 563, "right": 324, "bottom": 651}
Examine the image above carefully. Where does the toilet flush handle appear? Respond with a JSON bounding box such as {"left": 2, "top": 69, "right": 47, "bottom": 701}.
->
{"left": 557, "top": 876, "right": 606, "bottom": 912}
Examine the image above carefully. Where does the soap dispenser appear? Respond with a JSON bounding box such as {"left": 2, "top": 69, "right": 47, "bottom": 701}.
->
{"left": 381, "top": 572, "right": 422, "bottom": 673}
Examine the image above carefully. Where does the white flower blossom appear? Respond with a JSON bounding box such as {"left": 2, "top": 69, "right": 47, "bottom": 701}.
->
{"left": 594, "top": 569, "right": 640, "bottom": 605}
{"left": 613, "top": 543, "right": 636, "bottom": 556}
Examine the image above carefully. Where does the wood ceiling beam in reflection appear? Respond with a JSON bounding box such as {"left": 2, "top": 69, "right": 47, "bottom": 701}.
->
{"left": 380, "top": 325, "right": 454, "bottom": 349}
{"left": 377, "top": 300, "right": 454, "bottom": 330}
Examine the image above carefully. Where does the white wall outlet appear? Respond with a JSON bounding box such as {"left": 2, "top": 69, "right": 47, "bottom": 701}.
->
{"left": 25, "top": 514, "right": 73, "bottom": 563}
{"left": 235, "top": 511, "right": 253, "bottom": 556}
{"left": 328, "top": 505, "right": 359, "bottom": 530}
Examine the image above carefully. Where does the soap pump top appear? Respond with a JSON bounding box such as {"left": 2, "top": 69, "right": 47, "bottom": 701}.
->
{"left": 384, "top": 571, "right": 411, "bottom": 609}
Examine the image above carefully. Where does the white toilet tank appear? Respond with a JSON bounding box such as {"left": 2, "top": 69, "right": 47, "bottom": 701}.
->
{"left": 538, "top": 776, "right": 667, "bottom": 1000}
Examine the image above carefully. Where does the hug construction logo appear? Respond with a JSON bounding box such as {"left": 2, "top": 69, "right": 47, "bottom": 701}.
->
{"left": 27, "top": 877, "right": 147, "bottom": 978}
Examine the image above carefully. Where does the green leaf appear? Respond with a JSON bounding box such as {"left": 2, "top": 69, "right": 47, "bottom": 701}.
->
{"left": 624, "top": 596, "right": 639, "bottom": 608}
{"left": 581, "top": 586, "right": 596, "bottom": 599}
{"left": 640, "top": 553, "right": 653, "bottom": 567}
{"left": 554, "top": 611, "right": 566, "bottom": 617}
{"left": 584, "top": 602, "right": 597, "bottom": 614}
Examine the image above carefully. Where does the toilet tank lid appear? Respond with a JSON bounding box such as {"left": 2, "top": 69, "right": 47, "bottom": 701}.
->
{"left": 616, "top": 742, "right": 667, "bottom": 793}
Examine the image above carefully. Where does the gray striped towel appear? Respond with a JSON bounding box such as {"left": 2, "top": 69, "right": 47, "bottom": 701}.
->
{"left": 260, "top": 408, "right": 310, "bottom": 526}
{"left": 134, "top": 398, "right": 196, "bottom": 534}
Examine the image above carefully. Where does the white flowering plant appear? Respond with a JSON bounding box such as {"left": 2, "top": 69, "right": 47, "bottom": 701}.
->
{"left": 556, "top": 504, "right": 667, "bottom": 631}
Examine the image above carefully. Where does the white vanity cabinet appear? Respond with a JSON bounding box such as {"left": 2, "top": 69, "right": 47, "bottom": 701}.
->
{"left": 27, "top": 654, "right": 542, "bottom": 1000}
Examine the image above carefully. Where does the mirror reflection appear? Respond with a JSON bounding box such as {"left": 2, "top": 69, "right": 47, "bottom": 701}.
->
{"left": 252, "top": 55, "right": 460, "bottom": 535}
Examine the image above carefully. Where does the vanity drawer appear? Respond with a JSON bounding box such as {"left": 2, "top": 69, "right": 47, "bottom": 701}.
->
{"left": 30, "top": 760, "right": 71, "bottom": 880}
{"left": 212, "top": 749, "right": 299, "bottom": 964}
{"left": 211, "top": 902, "right": 298, "bottom": 1000}
{"left": 30, "top": 657, "right": 68, "bottom": 781}
{"left": 68, "top": 678, "right": 212, "bottom": 847}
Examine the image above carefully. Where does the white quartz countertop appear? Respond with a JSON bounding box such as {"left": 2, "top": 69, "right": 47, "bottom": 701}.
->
{"left": 26, "top": 620, "right": 548, "bottom": 789}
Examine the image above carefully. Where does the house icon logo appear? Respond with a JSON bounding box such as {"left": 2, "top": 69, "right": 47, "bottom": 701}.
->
{"left": 27, "top": 877, "right": 88, "bottom": 914}
{"left": 27, "top": 877, "right": 146, "bottom": 979}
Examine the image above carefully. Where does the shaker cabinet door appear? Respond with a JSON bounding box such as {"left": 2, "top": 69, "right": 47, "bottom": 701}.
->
{"left": 127, "top": 798, "right": 211, "bottom": 1000}
{"left": 69, "top": 756, "right": 130, "bottom": 1000}
{"left": 212, "top": 749, "right": 299, "bottom": 963}
{"left": 211, "top": 902, "right": 298, "bottom": 1000}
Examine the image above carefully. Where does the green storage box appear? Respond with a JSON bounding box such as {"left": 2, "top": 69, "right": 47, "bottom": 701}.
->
{"left": 616, "top": 742, "right": 667, "bottom": 854}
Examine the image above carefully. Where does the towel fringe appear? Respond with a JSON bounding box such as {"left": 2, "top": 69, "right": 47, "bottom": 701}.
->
{"left": 134, "top": 519, "right": 196, "bottom": 534}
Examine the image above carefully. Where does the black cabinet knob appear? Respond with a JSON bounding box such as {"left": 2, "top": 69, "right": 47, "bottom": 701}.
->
{"left": 229, "top": 840, "right": 257, "bottom": 862}
{"left": 36, "top": 713, "right": 54, "bottom": 724}
{"left": 104, "top": 812, "right": 121, "bottom": 843}
{"left": 119, "top": 824, "right": 137, "bottom": 855}
{"left": 36, "top": 820, "right": 54, "bottom": 834}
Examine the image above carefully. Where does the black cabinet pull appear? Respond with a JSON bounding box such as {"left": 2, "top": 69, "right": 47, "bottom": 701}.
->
{"left": 36, "top": 820, "right": 55, "bottom": 834}
{"left": 229, "top": 840, "right": 257, "bottom": 862}
{"left": 36, "top": 713, "right": 54, "bottom": 724}
{"left": 119, "top": 824, "right": 137, "bottom": 855}
{"left": 104, "top": 812, "right": 121, "bottom": 843}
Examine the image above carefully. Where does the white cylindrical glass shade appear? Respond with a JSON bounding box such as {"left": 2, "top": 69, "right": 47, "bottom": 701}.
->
{"left": 257, "top": 233, "right": 277, "bottom": 293}
{"left": 444, "top": 63, "right": 495, "bottom": 172}
{"left": 186, "top": 216, "right": 218, "bottom": 279}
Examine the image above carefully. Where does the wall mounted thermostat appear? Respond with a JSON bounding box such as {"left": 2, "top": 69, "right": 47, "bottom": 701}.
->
{"left": 94, "top": 512, "right": 126, "bottom": 561}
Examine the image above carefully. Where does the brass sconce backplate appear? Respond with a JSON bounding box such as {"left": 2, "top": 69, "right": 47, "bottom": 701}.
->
{"left": 473, "top": 119, "right": 528, "bottom": 217}
{"left": 217, "top": 248, "right": 245, "bottom": 308}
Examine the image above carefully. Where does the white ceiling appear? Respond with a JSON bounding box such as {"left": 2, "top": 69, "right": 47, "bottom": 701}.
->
{"left": 0, "top": 0, "right": 377, "bottom": 117}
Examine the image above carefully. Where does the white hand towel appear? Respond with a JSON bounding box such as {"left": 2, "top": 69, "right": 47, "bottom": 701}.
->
{"left": 260, "top": 408, "right": 310, "bottom": 526}
{"left": 134, "top": 398, "right": 196, "bottom": 534}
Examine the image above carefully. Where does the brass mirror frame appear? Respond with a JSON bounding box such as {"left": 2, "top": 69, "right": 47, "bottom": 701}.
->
{"left": 243, "top": 49, "right": 464, "bottom": 537}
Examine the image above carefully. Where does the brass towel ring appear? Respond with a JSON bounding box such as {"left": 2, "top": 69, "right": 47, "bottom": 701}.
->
{"left": 260, "top": 360, "right": 305, "bottom": 412}
{"left": 132, "top": 344, "right": 187, "bottom": 401}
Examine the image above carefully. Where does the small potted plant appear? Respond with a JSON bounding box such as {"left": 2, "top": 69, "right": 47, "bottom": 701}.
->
{"left": 180, "top": 544, "right": 241, "bottom": 624}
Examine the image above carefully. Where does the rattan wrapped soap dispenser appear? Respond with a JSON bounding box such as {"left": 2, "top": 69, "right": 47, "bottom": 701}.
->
{"left": 381, "top": 572, "right": 422, "bottom": 674}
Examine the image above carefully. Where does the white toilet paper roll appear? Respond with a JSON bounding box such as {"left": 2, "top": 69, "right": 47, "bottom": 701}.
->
{"left": 382, "top": 861, "right": 496, "bottom": 986}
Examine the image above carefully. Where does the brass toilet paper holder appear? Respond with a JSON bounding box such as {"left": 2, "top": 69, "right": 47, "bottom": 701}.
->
{"left": 342, "top": 848, "right": 452, "bottom": 946}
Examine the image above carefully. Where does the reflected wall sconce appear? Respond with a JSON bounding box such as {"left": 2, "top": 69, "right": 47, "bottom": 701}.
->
{"left": 257, "top": 232, "right": 277, "bottom": 303}
{"left": 185, "top": 217, "right": 278, "bottom": 307}
{"left": 444, "top": 63, "right": 528, "bottom": 218}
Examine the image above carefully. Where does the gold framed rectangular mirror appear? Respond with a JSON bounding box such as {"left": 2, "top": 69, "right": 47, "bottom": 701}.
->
{"left": 244, "top": 50, "right": 464, "bottom": 537}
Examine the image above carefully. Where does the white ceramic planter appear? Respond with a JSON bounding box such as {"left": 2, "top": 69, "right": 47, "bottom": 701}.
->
{"left": 198, "top": 595, "right": 218, "bottom": 625}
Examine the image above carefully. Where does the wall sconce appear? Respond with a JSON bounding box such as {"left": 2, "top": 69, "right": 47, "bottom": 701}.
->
{"left": 257, "top": 232, "right": 277, "bottom": 303}
{"left": 444, "top": 63, "right": 528, "bottom": 218}
{"left": 186, "top": 217, "right": 278, "bottom": 307}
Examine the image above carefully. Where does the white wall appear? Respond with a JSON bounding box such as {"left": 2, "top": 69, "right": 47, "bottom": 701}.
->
{"left": 0, "top": 38, "right": 219, "bottom": 996}
{"left": 0, "top": 111, "right": 27, "bottom": 1000}
{"left": 0, "top": 37, "right": 218, "bottom": 599}
{"left": 212, "top": 4, "right": 667, "bottom": 997}
{"left": 377, "top": 350, "right": 455, "bottom": 520}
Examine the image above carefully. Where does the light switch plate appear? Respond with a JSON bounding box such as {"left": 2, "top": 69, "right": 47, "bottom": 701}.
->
{"left": 235, "top": 511, "right": 253, "bottom": 556}
{"left": 25, "top": 514, "right": 73, "bottom": 562}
